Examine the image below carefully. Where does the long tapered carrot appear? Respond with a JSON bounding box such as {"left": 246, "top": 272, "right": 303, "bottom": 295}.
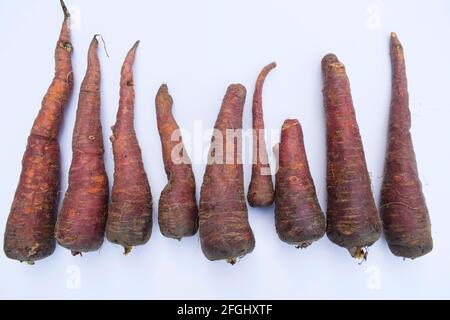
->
{"left": 55, "top": 36, "right": 109, "bottom": 256}
{"left": 321, "top": 54, "right": 381, "bottom": 259}
{"left": 155, "top": 84, "right": 198, "bottom": 240}
{"left": 199, "top": 84, "right": 255, "bottom": 264}
{"left": 275, "top": 119, "right": 326, "bottom": 248}
{"left": 3, "top": 0, "right": 73, "bottom": 263}
{"left": 247, "top": 62, "right": 276, "bottom": 207}
{"left": 380, "top": 33, "right": 433, "bottom": 259}
{"left": 106, "top": 41, "right": 152, "bottom": 255}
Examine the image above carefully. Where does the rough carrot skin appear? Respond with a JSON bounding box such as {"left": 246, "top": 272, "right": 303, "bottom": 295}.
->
{"left": 55, "top": 36, "right": 109, "bottom": 256}
{"left": 106, "top": 42, "right": 152, "bottom": 254}
{"left": 247, "top": 62, "right": 276, "bottom": 207}
{"left": 199, "top": 84, "right": 255, "bottom": 263}
{"left": 380, "top": 33, "right": 433, "bottom": 259}
{"left": 3, "top": 0, "right": 73, "bottom": 263}
{"left": 321, "top": 54, "right": 381, "bottom": 259}
{"left": 275, "top": 119, "right": 326, "bottom": 248}
{"left": 155, "top": 84, "right": 198, "bottom": 240}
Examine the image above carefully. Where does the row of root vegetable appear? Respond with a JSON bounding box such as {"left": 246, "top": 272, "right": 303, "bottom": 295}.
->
{"left": 3, "top": 1, "right": 432, "bottom": 265}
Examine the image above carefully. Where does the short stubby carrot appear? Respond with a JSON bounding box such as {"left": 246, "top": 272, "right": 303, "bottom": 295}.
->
{"left": 247, "top": 63, "right": 276, "bottom": 207}
{"left": 199, "top": 84, "right": 255, "bottom": 264}
{"left": 106, "top": 42, "right": 152, "bottom": 255}
{"left": 275, "top": 119, "right": 326, "bottom": 248}
{"left": 3, "top": 0, "right": 73, "bottom": 263}
{"left": 55, "top": 36, "right": 109, "bottom": 256}
{"left": 380, "top": 33, "right": 433, "bottom": 259}
{"left": 321, "top": 54, "right": 382, "bottom": 260}
{"left": 155, "top": 84, "right": 198, "bottom": 240}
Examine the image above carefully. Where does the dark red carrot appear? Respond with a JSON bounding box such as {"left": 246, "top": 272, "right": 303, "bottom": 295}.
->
{"left": 275, "top": 119, "right": 326, "bottom": 248}
{"left": 106, "top": 41, "right": 152, "bottom": 255}
{"left": 199, "top": 84, "right": 255, "bottom": 264}
{"left": 247, "top": 62, "right": 276, "bottom": 207}
{"left": 321, "top": 54, "right": 381, "bottom": 259}
{"left": 380, "top": 33, "right": 432, "bottom": 259}
{"left": 3, "top": 0, "right": 73, "bottom": 264}
{"left": 55, "top": 36, "right": 109, "bottom": 256}
{"left": 155, "top": 84, "right": 198, "bottom": 240}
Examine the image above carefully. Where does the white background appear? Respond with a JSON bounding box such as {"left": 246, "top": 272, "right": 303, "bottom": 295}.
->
{"left": 0, "top": 0, "right": 449, "bottom": 299}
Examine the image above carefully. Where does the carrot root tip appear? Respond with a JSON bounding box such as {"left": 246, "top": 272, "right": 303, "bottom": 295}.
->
{"left": 349, "top": 246, "right": 368, "bottom": 262}
{"left": 60, "top": 0, "right": 70, "bottom": 19}
{"left": 94, "top": 34, "right": 110, "bottom": 58}
{"left": 123, "top": 246, "right": 133, "bottom": 255}
{"left": 295, "top": 242, "right": 312, "bottom": 250}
